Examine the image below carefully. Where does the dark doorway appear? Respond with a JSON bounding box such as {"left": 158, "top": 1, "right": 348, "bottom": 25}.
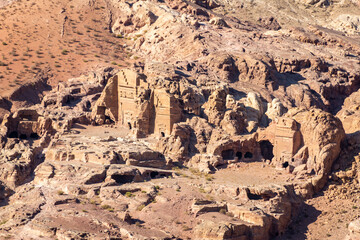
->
{"left": 150, "top": 171, "right": 159, "bottom": 179}
{"left": 128, "top": 122, "right": 132, "bottom": 130}
{"left": 221, "top": 149, "right": 234, "bottom": 160}
{"left": 282, "top": 162, "right": 289, "bottom": 168}
{"left": 8, "top": 131, "right": 18, "bottom": 138}
{"left": 160, "top": 132, "right": 165, "bottom": 137}
{"left": 19, "top": 134, "right": 27, "bottom": 140}
{"left": 244, "top": 152, "right": 253, "bottom": 159}
{"left": 259, "top": 140, "right": 274, "bottom": 161}
{"left": 104, "top": 115, "right": 114, "bottom": 124}
{"left": 236, "top": 152, "right": 242, "bottom": 160}
{"left": 30, "top": 133, "right": 40, "bottom": 139}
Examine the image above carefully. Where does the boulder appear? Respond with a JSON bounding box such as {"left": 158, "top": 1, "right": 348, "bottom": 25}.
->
{"left": 346, "top": 218, "right": 360, "bottom": 240}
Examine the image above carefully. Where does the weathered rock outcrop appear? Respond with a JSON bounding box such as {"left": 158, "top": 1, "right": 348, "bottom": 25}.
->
{"left": 289, "top": 108, "right": 346, "bottom": 192}
{"left": 0, "top": 0, "right": 359, "bottom": 239}
{"left": 0, "top": 140, "right": 43, "bottom": 188}
{"left": 194, "top": 184, "right": 302, "bottom": 240}
{"left": 337, "top": 89, "right": 360, "bottom": 134}
{"left": 109, "top": 0, "right": 360, "bottom": 116}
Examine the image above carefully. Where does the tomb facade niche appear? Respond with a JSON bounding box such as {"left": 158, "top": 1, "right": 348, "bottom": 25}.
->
{"left": 92, "top": 69, "right": 182, "bottom": 138}
{"left": 151, "top": 89, "right": 182, "bottom": 136}
{"left": 259, "top": 140, "right": 274, "bottom": 161}
{"left": 1, "top": 109, "right": 53, "bottom": 139}
{"left": 273, "top": 117, "right": 301, "bottom": 167}
{"left": 208, "top": 135, "right": 260, "bottom": 162}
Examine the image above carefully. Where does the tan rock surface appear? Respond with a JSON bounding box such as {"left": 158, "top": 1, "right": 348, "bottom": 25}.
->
{"left": 337, "top": 89, "right": 360, "bottom": 134}
{"left": 0, "top": 0, "right": 359, "bottom": 239}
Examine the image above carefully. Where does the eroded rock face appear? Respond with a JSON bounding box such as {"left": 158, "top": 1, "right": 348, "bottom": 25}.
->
{"left": 259, "top": 108, "right": 346, "bottom": 194}
{"left": 337, "top": 89, "right": 360, "bottom": 134}
{"left": 0, "top": 57, "right": 351, "bottom": 240}
{"left": 84, "top": 62, "right": 347, "bottom": 198}
{"left": 0, "top": 140, "right": 43, "bottom": 188}
{"left": 1, "top": 109, "right": 54, "bottom": 141}
{"left": 0, "top": 0, "right": 359, "bottom": 239}
{"left": 193, "top": 184, "right": 302, "bottom": 240}
{"left": 203, "top": 87, "right": 228, "bottom": 125}
{"left": 0, "top": 185, "right": 46, "bottom": 230}
{"left": 290, "top": 108, "right": 346, "bottom": 192}
{"left": 111, "top": 0, "right": 360, "bottom": 115}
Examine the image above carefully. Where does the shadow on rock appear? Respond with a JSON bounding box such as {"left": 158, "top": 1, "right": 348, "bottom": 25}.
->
{"left": 273, "top": 203, "right": 321, "bottom": 240}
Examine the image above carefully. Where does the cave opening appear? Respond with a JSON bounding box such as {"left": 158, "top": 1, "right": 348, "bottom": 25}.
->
{"left": 111, "top": 175, "right": 134, "bottom": 184}
{"left": 160, "top": 132, "right": 165, "bottom": 137}
{"left": 150, "top": 171, "right": 159, "bottom": 179}
{"left": 30, "top": 133, "right": 40, "bottom": 139}
{"left": 221, "top": 149, "right": 234, "bottom": 160}
{"left": 235, "top": 152, "right": 242, "bottom": 160}
{"left": 8, "top": 131, "right": 18, "bottom": 138}
{"left": 244, "top": 152, "right": 253, "bottom": 159}
{"left": 19, "top": 134, "right": 27, "bottom": 140}
{"left": 282, "top": 162, "right": 289, "bottom": 168}
{"left": 127, "top": 122, "right": 132, "bottom": 130}
{"left": 247, "top": 192, "right": 262, "bottom": 200}
{"left": 259, "top": 140, "right": 274, "bottom": 161}
{"left": 104, "top": 115, "right": 114, "bottom": 124}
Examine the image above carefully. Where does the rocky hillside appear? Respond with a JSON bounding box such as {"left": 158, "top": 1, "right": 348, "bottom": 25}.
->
{"left": 0, "top": 0, "right": 359, "bottom": 239}
{"left": 216, "top": 0, "right": 360, "bottom": 34}
{"left": 0, "top": 0, "right": 131, "bottom": 99}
